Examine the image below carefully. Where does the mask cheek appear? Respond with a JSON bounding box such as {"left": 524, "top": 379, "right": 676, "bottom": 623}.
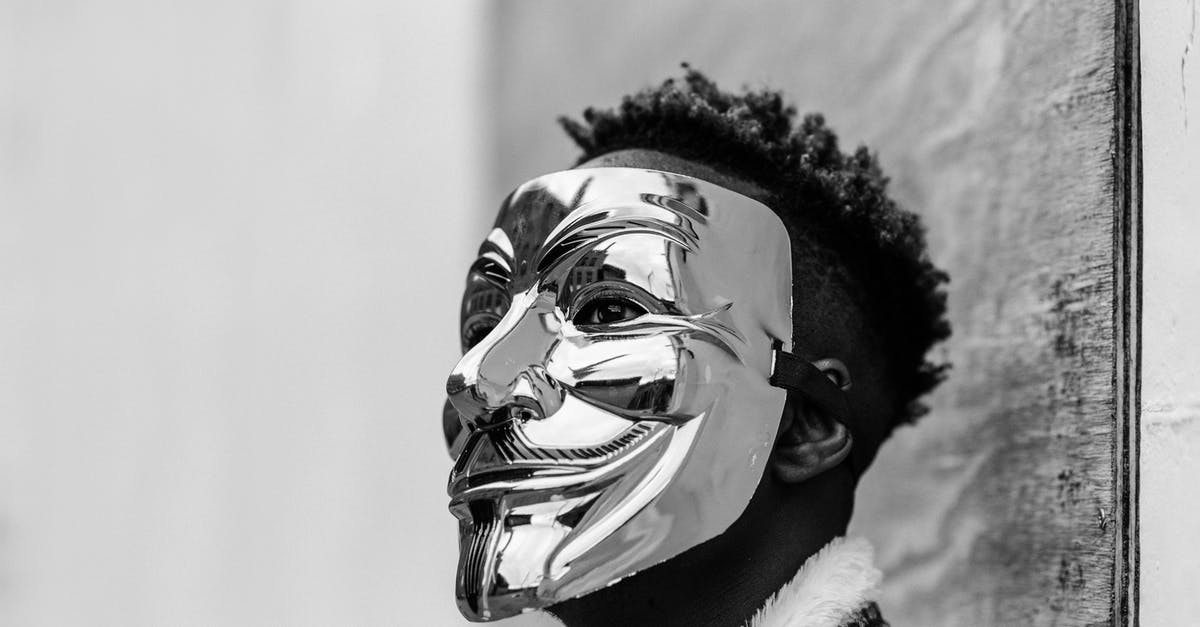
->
{"left": 668, "top": 336, "right": 743, "bottom": 415}
{"left": 546, "top": 331, "right": 732, "bottom": 423}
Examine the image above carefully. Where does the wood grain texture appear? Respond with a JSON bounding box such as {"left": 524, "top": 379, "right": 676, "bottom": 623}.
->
{"left": 488, "top": 1, "right": 1123, "bottom": 624}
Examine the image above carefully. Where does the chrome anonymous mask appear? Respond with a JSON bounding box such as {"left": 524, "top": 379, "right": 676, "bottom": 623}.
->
{"left": 443, "top": 167, "right": 847, "bottom": 621}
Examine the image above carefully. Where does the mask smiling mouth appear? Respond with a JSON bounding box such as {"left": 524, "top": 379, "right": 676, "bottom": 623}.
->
{"left": 447, "top": 419, "right": 667, "bottom": 504}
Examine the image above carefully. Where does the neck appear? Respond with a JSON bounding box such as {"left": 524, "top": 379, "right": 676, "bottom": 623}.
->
{"left": 547, "top": 467, "right": 854, "bottom": 627}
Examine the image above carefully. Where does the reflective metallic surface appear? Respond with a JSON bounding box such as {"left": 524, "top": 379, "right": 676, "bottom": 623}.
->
{"left": 444, "top": 168, "right": 794, "bottom": 621}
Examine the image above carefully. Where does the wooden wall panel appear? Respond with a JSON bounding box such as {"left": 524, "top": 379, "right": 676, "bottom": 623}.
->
{"left": 488, "top": 1, "right": 1124, "bottom": 623}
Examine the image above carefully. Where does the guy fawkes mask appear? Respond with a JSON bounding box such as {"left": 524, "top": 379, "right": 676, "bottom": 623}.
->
{"left": 444, "top": 167, "right": 803, "bottom": 621}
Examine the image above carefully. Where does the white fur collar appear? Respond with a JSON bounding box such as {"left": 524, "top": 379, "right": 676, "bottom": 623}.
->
{"left": 511, "top": 537, "right": 880, "bottom": 627}
{"left": 745, "top": 536, "right": 881, "bottom": 627}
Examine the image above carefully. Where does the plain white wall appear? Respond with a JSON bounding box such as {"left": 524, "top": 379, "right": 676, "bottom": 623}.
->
{"left": 0, "top": 1, "right": 483, "bottom": 624}
{"left": 1140, "top": 0, "right": 1200, "bottom": 623}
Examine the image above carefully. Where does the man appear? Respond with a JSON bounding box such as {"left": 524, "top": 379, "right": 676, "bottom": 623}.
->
{"left": 442, "top": 67, "right": 949, "bottom": 627}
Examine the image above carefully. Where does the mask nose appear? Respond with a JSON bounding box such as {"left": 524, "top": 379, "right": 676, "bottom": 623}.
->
{"left": 445, "top": 290, "right": 566, "bottom": 430}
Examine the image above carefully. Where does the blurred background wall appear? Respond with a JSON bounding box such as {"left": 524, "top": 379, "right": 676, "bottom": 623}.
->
{"left": 1140, "top": 1, "right": 1200, "bottom": 623}
{"left": 1, "top": 1, "right": 483, "bottom": 625}
{"left": 489, "top": 1, "right": 1125, "bottom": 624}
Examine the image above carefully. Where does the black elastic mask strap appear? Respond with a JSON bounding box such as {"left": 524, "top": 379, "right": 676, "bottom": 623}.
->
{"left": 769, "top": 345, "right": 852, "bottom": 432}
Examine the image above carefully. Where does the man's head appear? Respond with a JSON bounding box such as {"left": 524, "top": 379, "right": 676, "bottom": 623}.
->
{"left": 442, "top": 68, "right": 949, "bottom": 624}
{"left": 558, "top": 68, "right": 951, "bottom": 457}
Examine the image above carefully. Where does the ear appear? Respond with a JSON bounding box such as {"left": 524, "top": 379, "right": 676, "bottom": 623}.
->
{"left": 771, "top": 360, "right": 854, "bottom": 484}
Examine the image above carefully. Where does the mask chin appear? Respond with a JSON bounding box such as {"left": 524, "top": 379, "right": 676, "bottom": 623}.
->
{"left": 449, "top": 404, "right": 690, "bottom": 621}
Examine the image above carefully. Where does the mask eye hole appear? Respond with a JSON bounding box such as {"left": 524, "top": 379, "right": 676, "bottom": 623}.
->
{"left": 462, "top": 313, "right": 500, "bottom": 351}
{"left": 572, "top": 294, "right": 648, "bottom": 327}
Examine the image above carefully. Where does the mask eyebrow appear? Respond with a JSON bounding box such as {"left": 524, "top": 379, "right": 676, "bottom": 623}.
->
{"left": 469, "top": 253, "right": 510, "bottom": 286}
{"left": 534, "top": 209, "right": 701, "bottom": 278}
{"left": 471, "top": 228, "right": 514, "bottom": 285}
{"left": 483, "top": 227, "right": 514, "bottom": 259}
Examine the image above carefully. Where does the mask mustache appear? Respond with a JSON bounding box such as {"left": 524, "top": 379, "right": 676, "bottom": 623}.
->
{"left": 447, "top": 416, "right": 664, "bottom": 496}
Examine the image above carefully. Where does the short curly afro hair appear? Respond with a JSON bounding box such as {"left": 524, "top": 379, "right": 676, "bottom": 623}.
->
{"left": 559, "top": 66, "right": 950, "bottom": 429}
